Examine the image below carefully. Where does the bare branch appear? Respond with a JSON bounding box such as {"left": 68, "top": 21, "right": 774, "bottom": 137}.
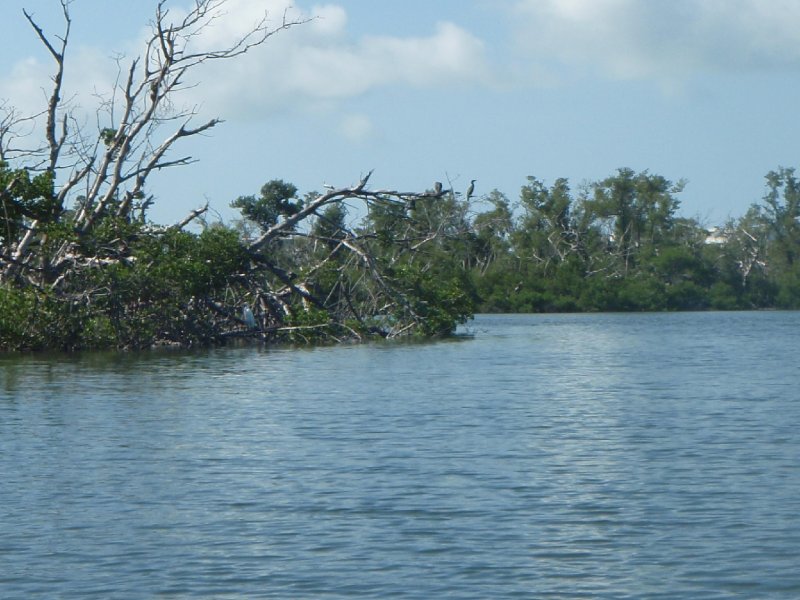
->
{"left": 166, "top": 203, "right": 208, "bottom": 231}
{"left": 66, "top": 0, "right": 307, "bottom": 235}
{"left": 23, "top": 1, "right": 71, "bottom": 173}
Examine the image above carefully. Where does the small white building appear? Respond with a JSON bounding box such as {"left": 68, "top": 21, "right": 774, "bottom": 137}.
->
{"left": 705, "top": 227, "right": 727, "bottom": 245}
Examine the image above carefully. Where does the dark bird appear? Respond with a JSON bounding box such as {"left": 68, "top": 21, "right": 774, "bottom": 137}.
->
{"left": 433, "top": 181, "right": 443, "bottom": 195}
{"left": 466, "top": 179, "right": 476, "bottom": 201}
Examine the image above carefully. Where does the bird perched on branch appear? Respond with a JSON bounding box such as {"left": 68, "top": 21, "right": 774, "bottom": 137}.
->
{"left": 433, "top": 181, "right": 443, "bottom": 195}
{"left": 466, "top": 179, "right": 476, "bottom": 201}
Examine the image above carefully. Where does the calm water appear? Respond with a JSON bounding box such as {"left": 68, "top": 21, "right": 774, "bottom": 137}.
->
{"left": 2, "top": 312, "right": 800, "bottom": 599}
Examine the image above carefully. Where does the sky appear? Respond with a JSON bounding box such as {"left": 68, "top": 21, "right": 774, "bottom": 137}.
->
{"left": 2, "top": 0, "right": 800, "bottom": 227}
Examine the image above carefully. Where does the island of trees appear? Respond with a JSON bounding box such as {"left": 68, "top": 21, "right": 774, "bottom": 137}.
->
{"left": 2, "top": 1, "right": 799, "bottom": 352}
{"left": 468, "top": 167, "right": 800, "bottom": 314}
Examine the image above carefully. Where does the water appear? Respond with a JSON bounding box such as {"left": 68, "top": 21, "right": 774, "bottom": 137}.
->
{"left": 2, "top": 312, "right": 800, "bottom": 599}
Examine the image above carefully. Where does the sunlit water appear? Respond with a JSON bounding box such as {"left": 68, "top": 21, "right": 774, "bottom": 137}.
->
{"left": 2, "top": 312, "right": 800, "bottom": 599}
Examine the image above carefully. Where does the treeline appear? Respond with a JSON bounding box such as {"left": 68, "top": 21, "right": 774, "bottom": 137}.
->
{"left": 465, "top": 167, "right": 800, "bottom": 312}
{"left": 4, "top": 162, "right": 799, "bottom": 352}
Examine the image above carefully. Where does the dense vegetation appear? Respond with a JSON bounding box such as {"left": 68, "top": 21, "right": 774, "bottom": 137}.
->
{"left": 467, "top": 167, "right": 800, "bottom": 313}
{"left": 0, "top": 164, "right": 476, "bottom": 350}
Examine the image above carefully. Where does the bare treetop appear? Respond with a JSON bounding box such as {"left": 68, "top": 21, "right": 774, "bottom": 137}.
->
{"left": 1, "top": 0, "right": 308, "bottom": 280}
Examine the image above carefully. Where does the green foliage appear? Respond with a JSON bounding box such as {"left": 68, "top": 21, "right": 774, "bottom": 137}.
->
{"left": 708, "top": 281, "right": 741, "bottom": 310}
{"left": 0, "top": 162, "right": 57, "bottom": 246}
{"left": 313, "top": 203, "right": 347, "bottom": 241}
{"left": 389, "top": 262, "right": 474, "bottom": 336}
{"left": 100, "top": 127, "right": 117, "bottom": 146}
{"left": 231, "top": 179, "right": 302, "bottom": 230}
{"left": 311, "top": 203, "right": 348, "bottom": 259}
{"left": 467, "top": 167, "right": 799, "bottom": 314}
{"left": 664, "top": 280, "right": 709, "bottom": 310}
{"left": 0, "top": 222, "right": 255, "bottom": 351}
{"left": 0, "top": 285, "right": 95, "bottom": 351}
{"left": 90, "top": 225, "right": 249, "bottom": 348}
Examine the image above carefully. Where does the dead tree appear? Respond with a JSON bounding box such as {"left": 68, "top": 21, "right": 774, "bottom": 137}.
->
{"left": 0, "top": 0, "right": 307, "bottom": 285}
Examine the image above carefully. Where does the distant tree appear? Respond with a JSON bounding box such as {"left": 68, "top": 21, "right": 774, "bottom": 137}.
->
{"left": 513, "top": 176, "right": 575, "bottom": 273}
{"left": 471, "top": 190, "right": 513, "bottom": 274}
{"left": 762, "top": 168, "right": 800, "bottom": 269}
{"left": 588, "top": 168, "right": 684, "bottom": 274}
{"left": 232, "top": 180, "right": 303, "bottom": 231}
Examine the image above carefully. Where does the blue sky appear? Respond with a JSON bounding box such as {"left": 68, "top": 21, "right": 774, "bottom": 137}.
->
{"left": 2, "top": 0, "right": 800, "bottom": 226}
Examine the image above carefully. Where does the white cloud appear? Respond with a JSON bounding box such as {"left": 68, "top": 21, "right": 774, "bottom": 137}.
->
{"left": 339, "top": 113, "right": 375, "bottom": 143}
{"left": 181, "top": 2, "right": 492, "bottom": 116}
{"left": 1, "top": 0, "right": 492, "bottom": 125}
{"left": 9, "top": 0, "right": 800, "bottom": 125}
{"left": 0, "top": 57, "right": 49, "bottom": 109}
{"left": 510, "top": 0, "right": 800, "bottom": 83}
{"left": 308, "top": 4, "right": 348, "bottom": 37}
{"left": 0, "top": 45, "right": 122, "bottom": 136}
